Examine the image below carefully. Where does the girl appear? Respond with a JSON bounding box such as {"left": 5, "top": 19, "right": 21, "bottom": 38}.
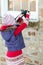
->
{"left": 0, "top": 11, "right": 30, "bottom": 65}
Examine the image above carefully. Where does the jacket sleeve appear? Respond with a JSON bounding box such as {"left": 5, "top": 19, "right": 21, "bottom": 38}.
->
{"left": 14, "top": 16, "right": 28, "bottom": 36}
{"left": 0, "top": 25, "right": 12, "bottom": 31}
{"left": 1, "top": 30, "right": 13, "bottom": 41}
{"left": 14, "top": 23, "right": 27, "bottom": 36}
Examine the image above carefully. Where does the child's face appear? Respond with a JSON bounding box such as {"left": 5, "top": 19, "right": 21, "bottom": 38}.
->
{"left": 19, "top": 19, "right": 24, "bottom": 24}
{"left": 17, "top": 17, "right": 24, "bottom": 25}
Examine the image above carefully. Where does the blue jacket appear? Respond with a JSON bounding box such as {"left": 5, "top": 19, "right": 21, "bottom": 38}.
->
{"left": 1, "top": 29, "right": 25, "bottom": 51}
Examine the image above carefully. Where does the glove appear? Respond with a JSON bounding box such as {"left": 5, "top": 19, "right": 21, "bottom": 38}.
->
{"left": 26, "top": 12, "right": 30, "bottom": 20}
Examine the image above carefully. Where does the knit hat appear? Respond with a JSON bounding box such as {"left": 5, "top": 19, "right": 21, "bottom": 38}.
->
{"left": 2, "top": 15, "right": 16, "bottom": 26}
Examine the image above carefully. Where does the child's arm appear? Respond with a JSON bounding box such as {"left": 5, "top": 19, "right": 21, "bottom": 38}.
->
{"left": 14, "top": 23, "right": 27, "bottom": 36}
{"left": 0, "top": 25, "right": 8, "bottom": 31}
{"left": 0, "top": 25, "right": 14, "bottom": 31}
{"left": 14, "top": 16, "right": 28, "bottom": 36}
{"left": 14, "top": 11, "right": 30, "bottom": 36}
